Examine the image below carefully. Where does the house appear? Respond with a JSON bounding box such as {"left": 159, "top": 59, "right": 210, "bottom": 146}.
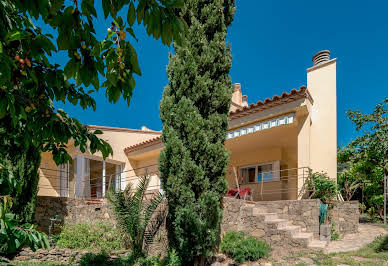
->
{"left": 38, "top": 50, "right": 337, "bottom": 201}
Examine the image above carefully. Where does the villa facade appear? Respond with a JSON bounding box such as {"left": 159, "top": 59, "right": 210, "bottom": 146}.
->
{"left": 38, "top": 50, "right": 337, "bottom": 201}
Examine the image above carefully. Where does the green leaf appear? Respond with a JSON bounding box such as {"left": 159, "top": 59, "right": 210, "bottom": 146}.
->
{"left": 0, "top": 42, "right": 3, "bottom": 53}
{"left": 102, "top": 0, "right": 111, "bottom": 19}
{"left": 5, "top": 31, "right": 30, "bottom": 43}
{"left": 81, "top": 0, "right": 97, "bottom": 17}
{"left": 64, "top": 59, "right": 76, "bottom": 79}
{"left": 0, "top": 55, "right": 12, "bottom": 86}
{"left": 128, "top": 44, "right": 141, "bottom": 76}
{"left": 127, "top": 2, "right": 136, "bottom": 26}
{"left": 136, "top": 5, "right": 144, "bottom": 24}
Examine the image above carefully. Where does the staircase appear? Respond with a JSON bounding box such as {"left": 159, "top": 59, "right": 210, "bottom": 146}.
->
{"left": 238, "top": 203, "right": 327, "bottom": 249}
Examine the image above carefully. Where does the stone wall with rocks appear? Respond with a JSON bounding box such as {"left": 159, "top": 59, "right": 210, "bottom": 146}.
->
{"left": 12, "top": 247, "right": 129, "bottom": 264}
{"left": 222, "top": 197, "right": 322, "bottom": 237}
{"left": 328, "top": 201, "right": 359, "bottom": 235}
{"left": 35, "top": 196, "right": 114, "bottom": 233}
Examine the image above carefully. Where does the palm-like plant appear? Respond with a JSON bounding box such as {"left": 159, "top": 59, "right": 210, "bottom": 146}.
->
{"left": 107, "top": 175, "right": 166, "bottom": 258}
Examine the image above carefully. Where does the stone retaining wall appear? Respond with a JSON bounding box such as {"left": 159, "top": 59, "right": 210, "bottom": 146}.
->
{"left": 222, "top": 197, "right": 321, "bottom": 237}
{"left": 35, "top": 196, "right": 114, "bottom": 233}
{"left": 35, "top": 196, "right": 359, "bottom": 237}
{"left": 328, "top": 201, "right": 359, "bottom": 234}
{"left": 12, "top": 247, "right": 129, "bottom": 264}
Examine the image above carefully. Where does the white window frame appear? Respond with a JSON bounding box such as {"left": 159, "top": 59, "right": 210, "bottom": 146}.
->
{"left": 239, "top": 161, "right": 280, "bottom": 184}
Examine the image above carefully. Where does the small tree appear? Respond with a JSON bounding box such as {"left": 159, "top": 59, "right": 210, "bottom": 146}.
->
{"left": 159, "top": 0, "right": 235, "bottom": 264}
{"left": 308, "top": 172, "right": 338, "bottom": 204}
{"left": 107, "top": 176, "right": 165, "bottom": 259}
{"left": 0, "top": 0, "right": 185, "bottom": 222}
{"left": 337, "top": 98, "right": 387, "bottom": 220}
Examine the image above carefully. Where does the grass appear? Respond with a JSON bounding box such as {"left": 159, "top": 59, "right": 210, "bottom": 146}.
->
{"left": 55, "top": 222, "right": 126, "bottom": 252}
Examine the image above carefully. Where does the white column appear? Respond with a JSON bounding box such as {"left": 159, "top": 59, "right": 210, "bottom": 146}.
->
{"left": 75, "top": 154, "right": 84, "bottom": 198}
{"left": 102, "top": 161, "right": 106, "bottom": 197}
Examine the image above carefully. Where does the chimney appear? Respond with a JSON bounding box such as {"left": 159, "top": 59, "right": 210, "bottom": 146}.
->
{"left": 242, "top": 95, "right": 248, "bottom": 107}
{"left": 306, "top": 49, "right": 337, "bottom": 181}
{"left": 312, "top": 50, "right": 330, "bottom": 66}
{"left": 141, "top": 126, "right": 151, "bottom": 131}
{"left": 232, "top": 83, "right": 242, "bottom": 105}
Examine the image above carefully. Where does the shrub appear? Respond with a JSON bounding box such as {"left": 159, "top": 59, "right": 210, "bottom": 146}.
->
{"left": 220, "top": 231, "right": 270, "bottom": 263}
{"left": 79, "top": 249, "right": 181, "bottom": 266}
{"left": 372, "top": 235, "right": 388, "bottom": 252}
{"left": 55, "top": 222, "right": 125, "bottom": 252}
{"left": 330, "top": 222, "right": 339, "bottom": 241}
{"left": 308, "top": 172, "right": 338, "bottom": 204}
{"left": 107, "top": 175, "right": 165, "bottom": 258}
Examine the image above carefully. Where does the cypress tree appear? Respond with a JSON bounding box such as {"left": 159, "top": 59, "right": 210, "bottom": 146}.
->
{"left": 159, "top": 0, "right": 235, "bottom": 263}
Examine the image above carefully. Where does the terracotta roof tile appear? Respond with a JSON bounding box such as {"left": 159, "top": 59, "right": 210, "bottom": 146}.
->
{"left": 229, "top": 86, "right": 313, "bottom": 120}
{"left": 124, "top": 136, "right": 162, "bottom": 154}
{"left": 124, "top": 86, "right": 313, "bottom": 153}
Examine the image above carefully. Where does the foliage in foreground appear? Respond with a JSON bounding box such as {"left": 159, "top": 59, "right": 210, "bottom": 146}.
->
{"left": 220, "top": 231, "right": 270, "bottom": 263}
{"left": 79, "top": 249, "right": 180, "bottom": 266}
{"left": 0, "top": 0, "right": 185, "bottom": 233}
{"left": 55, "top": 222, "right": 125, "bottom": 252}
{"left": 372, "top": 235, "right": 388, "bottom": 253}
{"left": 159, "top": 0, "right": 236, "bottom": 263}
{"left": 337, "top": 97, "right": 387, "bottom": 219}
{"left": 0, "top": 0, "right": 186, "bottom": 165}
{"left": 107, "top": 175, "right": 165, "bottom": 259}
{"left": 308, "top": 172, "right": 338, "bottom": 204}
{"left": 0, "top": 195, "right": 49, "bottom": 255}
{"left": 1, "top": 150, "right": 40, "bottom": 224}
{"left": 0, "top": 161, "right": 49, "bottom": 255}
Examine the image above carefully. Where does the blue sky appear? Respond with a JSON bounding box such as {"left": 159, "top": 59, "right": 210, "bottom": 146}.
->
{"left": 53, "top": 0, "right": 388, "bottom": 146}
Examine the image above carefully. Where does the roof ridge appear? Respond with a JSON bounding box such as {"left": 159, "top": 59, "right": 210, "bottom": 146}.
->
{"left": 86, "top": 125, "right": 162, "bottom": 134}
{"left": 229, "top": 85, "right": 312, "bottom": 119}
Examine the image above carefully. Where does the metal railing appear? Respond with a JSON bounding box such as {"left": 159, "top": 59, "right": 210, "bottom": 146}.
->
{"left": 38, "top": 164, "right": 313, "bottom": 201}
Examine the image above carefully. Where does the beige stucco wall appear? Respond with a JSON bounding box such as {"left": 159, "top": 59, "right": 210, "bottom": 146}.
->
{"left": 39, "top": 153, "right": 61, "bottom": 197}
{"left": 38, "top": 128, "right": 160, "bottom": 196}
{"left": 306, "top": 59, "right": 337, "bottom": 180}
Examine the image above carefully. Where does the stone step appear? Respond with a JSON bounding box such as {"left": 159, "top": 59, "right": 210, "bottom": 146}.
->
{"left": 252, "top": 207, "right": 268, "bottom": 215}
{"left": 257, "top": 213, "right": 279, "bottom": 220}
{"left": 308, "top": 239, "right": 327, "bottom": 249}
{"left": 291, "top": 232, "right": 314, "bottom": 248}
{"left": 278, "top": 225, "right": 302, "bottom": 235}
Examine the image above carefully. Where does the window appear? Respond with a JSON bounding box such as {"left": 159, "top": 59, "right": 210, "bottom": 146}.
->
{"left": 239, "top": 161, "right": 280, "bottom": 184}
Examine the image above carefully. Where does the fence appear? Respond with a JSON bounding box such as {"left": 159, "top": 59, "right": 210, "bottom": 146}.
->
{"left": 38, "top": 163, "right": 160, "bottom": 199}
{"left": 38, "top": 163, "right": 313, "bottom": 201}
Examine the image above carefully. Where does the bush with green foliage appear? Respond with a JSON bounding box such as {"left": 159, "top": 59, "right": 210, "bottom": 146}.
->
{"left": 0, "top": 161, "right": 49, "bottom": 255}
{"left": 220, "top": 231, "right": 270, "bottom": 263}
{"left": 372, "top": 235, "right": 388, "bottom": 253}
{"left": 308, "top": 172, "right": 338, "bottom": 204}
{"left": 55, "top": 222, "right": 125, "bottom": 252}
{"left": 79, "top": 249, "right": 181, "bottom": 266}
{"left": 107, "top": 175, "right": 165, "bottom": 259}
{"left": 159, "top": 0, "right": 235, "bottom": 263}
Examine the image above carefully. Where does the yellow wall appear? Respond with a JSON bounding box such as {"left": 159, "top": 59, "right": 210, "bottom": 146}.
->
{"left": 38, "top": 129, "right": 160, "bottom": 197}
{"left": 39, "top": 152, "right": 60, "bottom": 197}
{"left": 226, "top": 145, "right": 299, "bottom": 201}
{"left": 306, "top": 59, "right": 337, "bottom": 180}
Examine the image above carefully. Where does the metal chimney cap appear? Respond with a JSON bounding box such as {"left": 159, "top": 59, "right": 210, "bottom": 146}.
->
{"left": 312, "top": 50, "right": 331, "bottom": 66}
